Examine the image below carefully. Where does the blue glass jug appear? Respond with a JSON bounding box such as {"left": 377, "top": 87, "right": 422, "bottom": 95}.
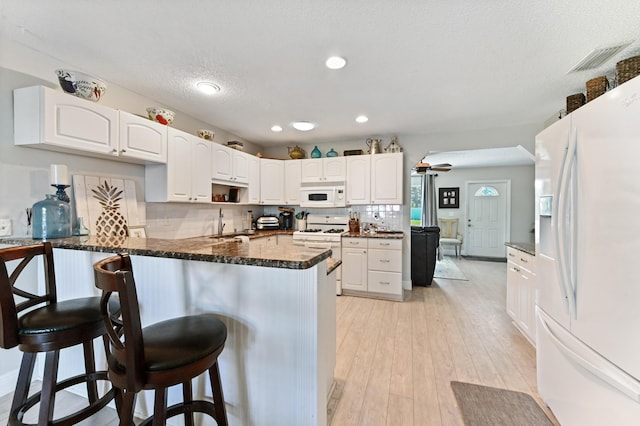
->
{"left": 310, "top": 146, "right": 322, "bottom": 158}
{"left": 32, "top": 194, "right": 71, "bottom": 239}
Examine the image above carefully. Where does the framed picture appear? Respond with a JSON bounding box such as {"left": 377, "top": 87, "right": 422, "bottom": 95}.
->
{"left": 439, "top": 187, "right": 460, "bottom": 209}
{"left": 128, "top": 225, "right": 147, "bottom": 238}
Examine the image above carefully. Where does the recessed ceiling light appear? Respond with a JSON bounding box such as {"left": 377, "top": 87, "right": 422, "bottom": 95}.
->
{"left": 271, "top": 125, "right": 283, "bottom": 132}
{"left": 292, "top": 121, "right": 316, "bottom": 131}
{"left": 325, "top": 56, "right": 347, "bottom": 70}
{"left": 196, "top": 81, "right": 221, "bottom": 94}
{"left": 355, "top": 115, "right": 369, "bottom": 123}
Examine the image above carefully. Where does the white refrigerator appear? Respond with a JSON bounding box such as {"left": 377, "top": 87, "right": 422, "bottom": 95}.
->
{"left": 535, "top": 74, "right": 640, "bottom": 425}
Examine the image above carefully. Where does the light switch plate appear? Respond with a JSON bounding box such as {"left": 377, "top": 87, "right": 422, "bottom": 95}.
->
{"left": 0, "top": 218, "right": 12, "bottom": 236}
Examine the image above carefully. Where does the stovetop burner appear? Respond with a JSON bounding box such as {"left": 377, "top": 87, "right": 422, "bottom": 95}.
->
{"left": 300, "top": 229, "right": 323, "bottom": 233}
{"left": 325, "top": 229, "right": 346, "bottom": 233}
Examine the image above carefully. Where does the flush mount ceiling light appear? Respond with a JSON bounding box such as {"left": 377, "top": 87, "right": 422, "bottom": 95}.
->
{"left": 292, "top": 121, "right": 316, "bottom": 131}
{"left": 271, "top": 125, "right": 283, "bottom": 132}
{"left": 325, "top": 56, "right": 347, "bottom": 70}
{"left": 196, "top": 81, "right": 221, "bottom": 94}
{"left": 355, "top": 115, "right": 369, "bottom": 123}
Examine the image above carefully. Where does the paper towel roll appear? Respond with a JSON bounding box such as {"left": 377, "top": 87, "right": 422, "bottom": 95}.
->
{"left": 234, "top": 235, "right": 250, "bottom": 244}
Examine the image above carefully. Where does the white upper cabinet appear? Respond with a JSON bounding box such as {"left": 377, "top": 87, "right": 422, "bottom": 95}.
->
{"left": 13, "top": 85, "right": 167, "bottom": 164}
{"left": 14, "top": 85, "right": 118, "bottom": 155}
{"left": 118, "top": 111, "right": 167, "bottom": 163}
{"left": 244, "top": 154, "right": 261, "bottom": 204}
{"left": 145, "top": 128, "right": 211, "bottom": 203}
{"left": 211, "top": 143, "right": 250, "bottom": 186}
{"left": 370, "top": 153, "right": 403, "bottom": 205}
{"left": 346, "top": 156, "right": 371, "bottom": 205}
{"left": 300, "top": 158, "right": 346, "bottom": 183}
{"left": 284, "top": 160, "right": 302, "bottom": 205}
{"left": 260, "top": 159, "right": 285, "bottom": 205}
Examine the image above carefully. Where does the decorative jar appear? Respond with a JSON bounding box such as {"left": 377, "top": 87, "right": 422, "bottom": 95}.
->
{"left": 32, "top": 194, "right": 71, "bottom": 239}
{"left": 310, "top": 146, "right": 322, "bottom": 158}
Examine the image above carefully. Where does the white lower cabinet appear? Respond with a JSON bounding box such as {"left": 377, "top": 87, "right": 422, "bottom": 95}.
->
{"left": 342, "top": 237, "right": 403, "bottom": 300}
{"left": 506, "top": 246, "right": 536, "bottom": 344}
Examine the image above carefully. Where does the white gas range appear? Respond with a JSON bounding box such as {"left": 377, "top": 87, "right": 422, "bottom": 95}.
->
{"left": 292, "top": 215, "right": 348, "bottom": 295}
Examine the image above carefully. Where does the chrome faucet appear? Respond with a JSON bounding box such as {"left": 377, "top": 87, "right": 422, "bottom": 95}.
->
{"left": 218, "top": 208, "right": 225, "bottom": 235}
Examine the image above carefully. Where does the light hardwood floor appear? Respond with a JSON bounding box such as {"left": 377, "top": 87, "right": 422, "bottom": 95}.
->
{"left": 1, "top": 257, "right": 555, "bottom": 425}
{"left": 329, "top": 256, "right": 557, "bottom": 426}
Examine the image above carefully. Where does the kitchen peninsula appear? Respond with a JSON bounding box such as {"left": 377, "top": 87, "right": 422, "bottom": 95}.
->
{"left": 0, "top": 234, "right": 337, "bottom": 426}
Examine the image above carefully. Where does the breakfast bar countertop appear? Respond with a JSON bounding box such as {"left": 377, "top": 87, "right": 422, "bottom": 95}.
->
{"left": 0, "top": 234, "right": 330, "bottom": 270}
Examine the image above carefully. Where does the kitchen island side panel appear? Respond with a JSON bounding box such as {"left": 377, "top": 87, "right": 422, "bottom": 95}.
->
{"left": 24, "top": 248, "right": 333, "bottom": 426}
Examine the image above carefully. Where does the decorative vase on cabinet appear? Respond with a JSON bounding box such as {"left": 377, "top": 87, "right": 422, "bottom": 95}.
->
{"left": 310, "top": 146, "right": 322, "bottom": 158}
{"left": 326, "top": 148, "right": 338, "bottom": 157}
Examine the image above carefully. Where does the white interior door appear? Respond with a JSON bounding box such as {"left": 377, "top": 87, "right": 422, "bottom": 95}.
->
{"left": 465, "top": 181, "right": 510, "bottom": 258}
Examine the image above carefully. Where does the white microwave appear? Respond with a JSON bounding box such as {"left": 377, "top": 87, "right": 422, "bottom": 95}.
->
{"left": 300, "top": 185, "right": 346, "bottom": 208}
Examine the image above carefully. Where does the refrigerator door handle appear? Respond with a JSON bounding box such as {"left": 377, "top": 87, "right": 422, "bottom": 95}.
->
{"left": 537, "top": 308, "right": 640, "bottom": 402}
{"left": 559, "top": 127, "right": 578, "bottom": 319}
{"left": 552, "top": 132, "right": 572, "bottom": 314}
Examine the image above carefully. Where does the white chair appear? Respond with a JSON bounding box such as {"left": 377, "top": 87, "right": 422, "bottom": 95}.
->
{"left": 438, "top": 218, "right": 463, "bottom": 258}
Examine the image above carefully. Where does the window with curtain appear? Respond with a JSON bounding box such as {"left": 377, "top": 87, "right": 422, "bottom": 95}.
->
{"left": 411, "top": 175, "right": 423, "bottom": 225}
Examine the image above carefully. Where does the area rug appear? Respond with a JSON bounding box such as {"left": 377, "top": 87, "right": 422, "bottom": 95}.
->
{"left": 433, "top": 257, "right": 468, "bottom": 281}
{"left": 451, "top": 381, "right": 554, "bottom": 426}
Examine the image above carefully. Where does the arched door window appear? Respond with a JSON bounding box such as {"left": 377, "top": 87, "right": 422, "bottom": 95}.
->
{"left": 474, "top": 186, "right": 500, "bottom": 197}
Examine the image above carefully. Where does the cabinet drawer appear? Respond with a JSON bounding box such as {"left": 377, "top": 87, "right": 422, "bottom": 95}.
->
{"left": 507, "top": 247, "right": 535, "bottom": 273}
{"left": 343, "top": 238, "right": 367, "bottom": 248}
{"left": 367, "top": 271, "right": 402, "bottom": 295}
{"left": 367, "top": 238, "right": 402, "bottom": 250}
{"left": 368, "top": 248, "right": 402, "bottom": 272}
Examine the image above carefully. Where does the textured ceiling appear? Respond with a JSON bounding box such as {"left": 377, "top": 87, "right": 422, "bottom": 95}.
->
{"left": 2, "top": 0, "right": 640, "bottom": 147}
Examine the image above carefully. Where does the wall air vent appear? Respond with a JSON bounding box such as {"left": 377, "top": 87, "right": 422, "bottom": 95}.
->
{"left": 567, "top": 41, "right": 633, "bottom": 73}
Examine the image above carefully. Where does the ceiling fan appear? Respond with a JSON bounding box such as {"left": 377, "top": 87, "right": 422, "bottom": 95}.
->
{"left": 414, "top": 162, "right": 452, "bottom": 173}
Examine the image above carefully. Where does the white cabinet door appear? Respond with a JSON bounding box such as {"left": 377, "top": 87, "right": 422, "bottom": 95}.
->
{"left": 145, "top": 128, "right": 211, "bottom": 203}
{"left": 371, "top": 153, "right": 403, "bottom": 204}
{"left": 212, "top": 144, "right": 250, "bottom": 186}
{"left": 118, "top": 111, "right": 167, "bottom": 163}
{"left": 246, "top": 154, "right": 261, "bottom": 204}
{"left": 300, "top": 159, "right": 324, "bottom": 183}
{"left": 165, "top": 130, "right": 194, "bottom": 202}
{"left": 284, "top": 160, "right": 302, "bottom": 205}
{"left": 191, "top": 139, "right": 212, "bottom": 203}
{"left": 323, "top": 157, "right": 346, "bottom": 182}
{"left": 233, "top": 151, "right": 250, "bottom": 185}
{"left": 300, "top": 158, "right": 346, "bottom": 183}
{"left": 346, "top": 156, "right": 371, "bottom": 205}
{"left": 506, "top": 261, "right": 520, "bottom": 321}
{"left": 211, "top": 143, "right": 234, "bottom": 183}
{"left": 341, "top": 246, "right": 368, "bottom": 292}
{"left": 15, "top": 85, "right": 118, "bottom": 155}
{"left": 260, "top": 159, "right": 285, "bottom": 205}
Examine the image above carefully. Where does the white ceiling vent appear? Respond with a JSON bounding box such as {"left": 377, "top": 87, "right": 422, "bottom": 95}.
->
{"left": 567, "top": 41, "right": 633, "bottom": 73}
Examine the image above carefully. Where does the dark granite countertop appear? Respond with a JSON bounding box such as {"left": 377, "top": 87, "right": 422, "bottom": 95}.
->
{"left": 0, "top": 233, "right": 329, "bottom": 270}
{"left": 344, "top": 231, "right": 404, "bottom": 239}
{"left": 505, "top": 242, "right": 535, "bottom": 256}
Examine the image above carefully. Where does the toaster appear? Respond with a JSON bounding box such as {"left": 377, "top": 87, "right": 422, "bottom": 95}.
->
{"left": 256, "top": 216, "right": 280, "bottom": 230}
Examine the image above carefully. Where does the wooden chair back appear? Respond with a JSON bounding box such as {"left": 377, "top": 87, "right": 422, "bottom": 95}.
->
{"left": 0, "top": 243, "right": 57, "bottom": 349}
{"left": 438, "top": 218, "right": 460, "bottom": 239}
{"left": 93, "top": 253, "right": 145, "bottom": 391}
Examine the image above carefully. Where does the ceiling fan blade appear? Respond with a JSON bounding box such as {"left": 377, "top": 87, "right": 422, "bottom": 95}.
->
{"left": 430, "top": 163, "right": 452, "bottom": 168}
{"left": 430, "top": 167, "right": 451, "bottom": 172}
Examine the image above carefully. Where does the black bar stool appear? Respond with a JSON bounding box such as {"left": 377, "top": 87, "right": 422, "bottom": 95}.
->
{"left": 93, "top": 253, "right": 228, "bottom": 426}
{"left": 0, "top": 242, "right": 116, "bottom": 425}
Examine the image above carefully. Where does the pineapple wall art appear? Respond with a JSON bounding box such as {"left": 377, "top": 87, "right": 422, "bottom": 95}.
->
{"left": 72, "top": 175, "right": 141, "bottom": 240}
{"left": 91, "top": 180, "right": 128, "bottom": 240}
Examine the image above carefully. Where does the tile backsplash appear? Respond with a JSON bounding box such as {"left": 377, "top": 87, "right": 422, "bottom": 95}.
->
{"left": 146, "top": 204, "right": 403, "bottom": 239}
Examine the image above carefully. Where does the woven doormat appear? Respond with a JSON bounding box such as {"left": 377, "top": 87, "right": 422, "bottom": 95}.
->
{"left": 451, "top": 381, "right": 554, "bottom": 426}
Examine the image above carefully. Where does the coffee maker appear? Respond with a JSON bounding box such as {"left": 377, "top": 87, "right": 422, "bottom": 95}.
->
{"left": 279, "top": 211, "right": 293, "bottom": 230}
